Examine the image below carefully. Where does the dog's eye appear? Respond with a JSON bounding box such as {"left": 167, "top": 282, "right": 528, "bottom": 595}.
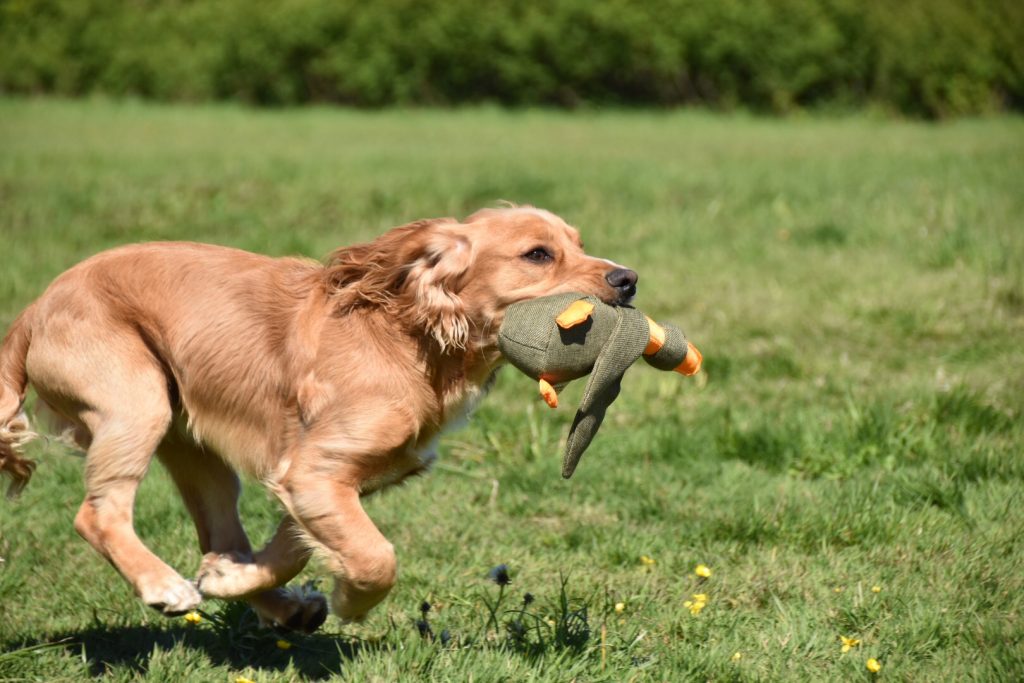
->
{"left": 522, "top": 247, "right": 553, "bottom": 264}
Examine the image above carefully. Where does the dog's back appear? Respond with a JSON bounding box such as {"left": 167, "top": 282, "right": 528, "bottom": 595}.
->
{"left": 13, "top": 242, "right": 322, "bottom": 475}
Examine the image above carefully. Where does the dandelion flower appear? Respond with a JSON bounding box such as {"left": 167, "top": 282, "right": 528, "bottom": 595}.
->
{"left": 183, "top": 611, "right": 202, "bottom": 625}
{"left": 235, "top": 677, "right": 256, "bottom": 683}
{"left": 731, "top": 652, "right": 742, "bottom": 661}
{"left": 871, "top": 585, "right": 881, "bottom": 593}
{"left": 684, "top": 601, "right": 705, "bottom": 616}
{"left": 614, "top": 602, "right": 626, "bottom": 613}
{"left": 684, "top": 593, "right": 708, "bottom": 616}
{"left": 640, "top": 555, "right": 656, "bottom": 567}
{"left": 866, "top": 658, "right": 882, "bottom": 673}
{"left": 840, "top": 636, "right": 860, "bottom": 653}
{"left": 834, "top": 586, "right": 844, "bottom": 593}
{"left": 695, "top": 564, "right": 712, "bottom": 578}
{"left": 276, "top": 639, "right": 291, "bottom": 650}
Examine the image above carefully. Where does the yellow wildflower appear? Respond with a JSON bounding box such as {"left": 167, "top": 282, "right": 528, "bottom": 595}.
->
{"left": 236, "top": 677, "right": 256, "bottom": 683}
{"left": 731, "top": 652, "right": 742, "bottom": 661}
{"left": 834, "top": 586, "right": 844, "bottom": 593}
{"left": 840, "top": 635, "right": 860, "bottom": 653}
{"left": 866, "top": 658, "right": 882, "bottom": 673}
{"left": 871, "top": 585, "right": 881, "bottom": 593}
{"left": 683, "top": 593, "right": 708, "bottom": 616}
{"left": 640, "top": 555, "right": 656, "bottom": 567}
{"left": 183, "top": 611, "right": 202, "bottom": 625}
{"left": 695, "top": 564, "right": 712, "bottom": 578}
{"left": 614, "top": 602, "right": 626, "bottom": 613}
{"left": 276, "top": 639, "right": 292, "bottom": 650}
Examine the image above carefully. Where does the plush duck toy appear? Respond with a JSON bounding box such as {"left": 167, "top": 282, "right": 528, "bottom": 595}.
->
{"left": 498, "top": 292, "right": 702, "bottom": 478}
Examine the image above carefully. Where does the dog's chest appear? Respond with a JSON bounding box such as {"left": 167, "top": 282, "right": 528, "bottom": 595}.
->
{"left": 360, "top": 382, "right": 489, "bottom": 495}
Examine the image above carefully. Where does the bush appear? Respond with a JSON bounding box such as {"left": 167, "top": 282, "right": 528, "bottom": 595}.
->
{"left": 0, "top": 0, "right": 1020, "bottom": 116}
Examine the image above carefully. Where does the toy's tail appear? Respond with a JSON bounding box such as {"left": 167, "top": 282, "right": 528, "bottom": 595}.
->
{"left": 0, "top": 306, "right": 38, "bottom": 498}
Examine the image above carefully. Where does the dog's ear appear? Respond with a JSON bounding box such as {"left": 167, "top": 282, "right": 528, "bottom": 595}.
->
{"left": 401, "top": 225, "right": 473, "bottom": 351}
{"left": 325, "top": 219, "right": 473, "bottom": 351}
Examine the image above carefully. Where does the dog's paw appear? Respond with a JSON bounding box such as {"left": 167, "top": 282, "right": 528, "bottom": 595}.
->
{"left": 195, "top": 551, "right": 262, "bottom": 598}
{"left": 139, "top": 576, "right": 202, "bottom": 616}
{"left": 252, "top": 585, "right": 329, "bottom": 634}
{"left": 329, "top": 575, "right": 392, "bottom": 623}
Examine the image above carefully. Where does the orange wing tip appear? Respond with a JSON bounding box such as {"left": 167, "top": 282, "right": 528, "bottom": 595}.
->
{"left": 555, "top": 300, "right": 595, "bottom": 329}
{"left": 539, "top": 379, "right": 559, "bottom": 408}
{"left": 644, "top": 316, "right": 666, "bottom": 355}
{"left": 675, "top": 342, "right": 703, "bottom": 376}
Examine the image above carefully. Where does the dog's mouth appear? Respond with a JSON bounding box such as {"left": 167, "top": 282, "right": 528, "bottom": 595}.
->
{"left": 613, "top": 291, "right": 636, "bottom": 306}
{"left": 601, "top": 287, "right": 636, "bottom": 307}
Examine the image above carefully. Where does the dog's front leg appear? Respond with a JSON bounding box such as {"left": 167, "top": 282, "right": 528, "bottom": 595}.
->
{"left": 283, "top": 471, "right": 397, "bottom": 622}
{"left": 197, "top": 516, "right": 311, "bottom": 598}
{"left": 194, "top": 515, "right": 328, "bottom": 632}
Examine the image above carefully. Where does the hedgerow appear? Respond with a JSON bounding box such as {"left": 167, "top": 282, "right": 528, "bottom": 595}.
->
{"left": 1, "top": 0, "right": 1020, "bottom": 116}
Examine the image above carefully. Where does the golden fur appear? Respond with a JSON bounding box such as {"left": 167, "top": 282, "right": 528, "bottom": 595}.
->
{"left": 0, "top": 207, "right": 635, "bottom": 630}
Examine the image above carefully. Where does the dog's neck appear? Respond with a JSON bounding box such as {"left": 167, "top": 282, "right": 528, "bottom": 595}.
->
{"left": 421, "top": 327, "right": 503, "bottom": 426}
{"left": 302, "top": 279, "right": 507, "bottom": 432}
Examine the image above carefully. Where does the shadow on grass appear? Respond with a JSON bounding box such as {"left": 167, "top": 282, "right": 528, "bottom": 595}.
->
{"left": 2, "top": 577, "right": 594, "bottom": 678}
{"left": 0, "top": 612, "right": 384, "bottom": 680}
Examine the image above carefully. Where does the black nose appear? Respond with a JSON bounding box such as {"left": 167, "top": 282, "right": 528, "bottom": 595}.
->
{"left": 605, "top": 267, "right": 638, "bottom": 300}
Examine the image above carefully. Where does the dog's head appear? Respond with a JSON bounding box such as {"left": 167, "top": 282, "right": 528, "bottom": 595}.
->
{"left": 325, "top": 206, "right": 637, "bottom": 352}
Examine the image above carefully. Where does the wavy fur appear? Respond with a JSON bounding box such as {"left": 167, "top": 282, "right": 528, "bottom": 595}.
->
{"left": 0, "top": 206, "right": 632, "bottom": 626}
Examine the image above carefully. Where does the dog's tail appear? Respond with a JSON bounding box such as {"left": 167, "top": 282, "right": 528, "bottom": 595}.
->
{"left": 0, "top": 305, "right": 38, "bottom": 498}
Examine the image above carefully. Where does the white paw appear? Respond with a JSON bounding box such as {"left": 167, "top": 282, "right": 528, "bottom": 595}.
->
{"left": 139, "top": 576, "right": 202, "bottom": 616}
{"left": 195, "top": 551, "right": 263, "bottom": 598}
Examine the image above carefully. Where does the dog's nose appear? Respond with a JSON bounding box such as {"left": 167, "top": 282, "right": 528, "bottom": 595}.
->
{"left": 605, "top": 267, "right": 638, "bottom": 300}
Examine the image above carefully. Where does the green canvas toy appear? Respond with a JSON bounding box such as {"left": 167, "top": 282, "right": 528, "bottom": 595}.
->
{"left": 498, "top": 292, "right": 702, "bottom": 479}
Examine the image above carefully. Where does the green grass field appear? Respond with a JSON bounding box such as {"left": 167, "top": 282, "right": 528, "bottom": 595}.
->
{"left": 1, "top": 99, "right": 1022, "bottom": 681}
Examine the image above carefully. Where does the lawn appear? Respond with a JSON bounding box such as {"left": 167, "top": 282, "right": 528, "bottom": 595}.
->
{"left": 1, "top": 98, "right": 1022, "bottom": 681}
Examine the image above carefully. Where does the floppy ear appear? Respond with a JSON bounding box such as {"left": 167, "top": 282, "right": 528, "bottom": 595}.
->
{"left": 402, "top": 226, "right": 473, "bottom": 351}
{"left": 325, "top": 219, "right": 473, "bottom": 351}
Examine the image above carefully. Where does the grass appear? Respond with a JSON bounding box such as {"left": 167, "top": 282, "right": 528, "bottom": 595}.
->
{"left": 1, "top": 98, "right": 1023, "bottom": 681}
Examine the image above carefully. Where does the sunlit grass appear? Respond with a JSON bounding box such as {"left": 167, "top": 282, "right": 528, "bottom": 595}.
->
{"left": 0, "top": 98, "right": 1022, "bottom": 681}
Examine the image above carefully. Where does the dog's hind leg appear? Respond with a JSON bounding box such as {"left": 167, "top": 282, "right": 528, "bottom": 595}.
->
{"left": 65, "top": 367, "right": 202, "bottom": 615}
{"left": 157, "top": 434, "right": 252, "bottom": 556}
{"left": 159, "top": 437, "right": 326, "bottom": 632}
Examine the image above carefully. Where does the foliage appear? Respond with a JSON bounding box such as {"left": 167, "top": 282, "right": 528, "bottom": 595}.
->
{"left": 0, "top": 0, "right": 1022, "bottom": 116}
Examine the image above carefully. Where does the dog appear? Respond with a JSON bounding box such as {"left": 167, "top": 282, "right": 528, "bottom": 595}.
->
{"left": 0, "top": 206, "right": 638, "bottom": 632}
